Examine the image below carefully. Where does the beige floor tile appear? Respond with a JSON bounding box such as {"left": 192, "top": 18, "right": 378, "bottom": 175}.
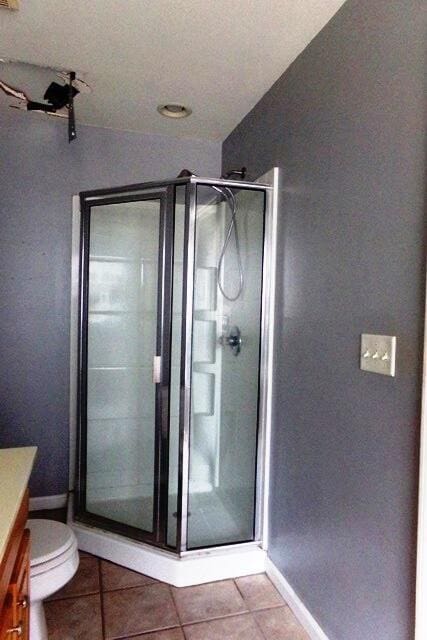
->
{"left": 121, "top": 629, "right": 185, "bottom": 640}
{"left": 101, "top": 559, "right": 157, "bottom": 591}
{"left": 183, "top": 613, "right": 263, "bottom": 639}
{"left": 103, "top": 582, "right": 179, "bottom": 639}
{"left": 235, "top": 574, "right": 284, "bottom": 610}
{"left": 172, "top": 580, "right": 247, "bottom": 625}
{"left": 48, "top": 556, "right": 100, "bottom": 600}
{"left": 254, "top": 606, "right": 311, "bottom": 640}
{"left": 45, "top": 594, "right": 103, "bottom": 640}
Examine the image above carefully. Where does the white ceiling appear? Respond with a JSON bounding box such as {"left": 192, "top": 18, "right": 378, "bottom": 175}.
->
{"left": 0, "top": 0, "right": 346, "bottom": 140}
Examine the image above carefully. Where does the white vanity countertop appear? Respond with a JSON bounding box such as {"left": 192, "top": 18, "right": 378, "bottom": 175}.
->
{"left": 0, "top": 446, "right": 37, "bottom": 563}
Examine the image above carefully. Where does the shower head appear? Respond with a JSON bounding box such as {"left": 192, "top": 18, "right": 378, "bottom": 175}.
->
{"left": 176, "top": 168, "right": 228, "bottom": 201}
{"left": 176, "top": 168, "right": 195, "bottom": 178}
{"left": 221, "top": 167, "right": 247, "bottom": 180}
{"left": 176, "top": 167, "right": 248, "bottom": 183}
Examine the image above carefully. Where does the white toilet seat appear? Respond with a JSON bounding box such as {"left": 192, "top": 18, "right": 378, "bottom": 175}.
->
{"left": 30, "top": 536, "right": 78, "bottom": 576}
{"left": 27, "top": 519, "right": 78, "bottom": 576}
{"left": 28, "top": 519, "right": 76, "bottom": 564}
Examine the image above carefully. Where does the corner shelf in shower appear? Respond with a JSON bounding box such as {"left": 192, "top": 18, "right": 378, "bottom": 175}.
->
{"left": 194, "top": 267, "right": 217, "bottom": 312}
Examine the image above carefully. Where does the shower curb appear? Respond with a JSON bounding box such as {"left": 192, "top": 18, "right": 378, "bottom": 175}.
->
{"left": 70, "top": 517, "right": 266, "bottom": 587}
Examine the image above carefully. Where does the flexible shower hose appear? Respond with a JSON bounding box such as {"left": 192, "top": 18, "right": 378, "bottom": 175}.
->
{"left": 214, "top": 186, "right": 244, "bottom": 301}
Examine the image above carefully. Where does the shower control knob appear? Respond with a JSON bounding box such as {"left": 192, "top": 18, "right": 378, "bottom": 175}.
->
{"left": 220, "top": 325, "right": 242, "bottom": 356}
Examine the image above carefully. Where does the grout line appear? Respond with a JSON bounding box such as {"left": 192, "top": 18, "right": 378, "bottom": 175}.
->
{"left": 98, "top": 559, "right": 107, "bottom": 640}
{"left": 101, "top": 580, "right": 162, "bottom": 595}
{"left": 179, "top": 603, "right": 287, "bottom": 629}
{"left": 251, "top": 603, "right": 286, "bottom": 611}
{"left": 168, "top": 583, "right": 184, "bottom": 627}
{"left": 48, "top": 589, "right": 101, "bottom": 603}
{"left": 180, "top": 611, "right": 263, "bottom": 634}
{"left": 252, "top": 610, "right": 268, "bottom": 640}
{"left": 181, "top": 610, "right": 251, "bottom": 626}
{"left": 99, "top": 559, "right": 105, "bottom": 592}
{"left": 233, "top": 577, "right": 246, "bottom": 602}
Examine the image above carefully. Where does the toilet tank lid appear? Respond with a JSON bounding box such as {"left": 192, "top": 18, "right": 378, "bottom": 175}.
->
{"left": 27, "top": 519, "right": 76, "bottom": 566}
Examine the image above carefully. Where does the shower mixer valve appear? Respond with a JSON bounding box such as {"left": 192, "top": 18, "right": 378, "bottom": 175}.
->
{"left": 219, "top": 325, "right": 242, "bottom": 356}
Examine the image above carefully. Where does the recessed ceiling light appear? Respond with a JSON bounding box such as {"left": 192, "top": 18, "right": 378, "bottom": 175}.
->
{"left": 157, "top": 103, "right": 192, "bottom": 119}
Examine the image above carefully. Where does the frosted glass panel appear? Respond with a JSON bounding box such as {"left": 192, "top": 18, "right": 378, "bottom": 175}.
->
{"left": 85, "top": 199, "right": 161, "bottom": 532}
{"left": 187, "top": 186, "right": 265, "bottom": 549}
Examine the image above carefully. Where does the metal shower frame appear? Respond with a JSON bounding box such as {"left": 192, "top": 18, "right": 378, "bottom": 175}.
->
{"left": 74, "top": 172, "right": 278, "bottom": 556}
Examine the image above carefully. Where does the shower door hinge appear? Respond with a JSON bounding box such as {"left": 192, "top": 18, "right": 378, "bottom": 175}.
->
{"left": 152, "top": 356, "right": 161, "bottom": 384}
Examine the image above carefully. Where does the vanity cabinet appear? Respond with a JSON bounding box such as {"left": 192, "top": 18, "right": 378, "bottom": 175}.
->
{"left": 0, "top": 491, "right": 30, "bottom": 640}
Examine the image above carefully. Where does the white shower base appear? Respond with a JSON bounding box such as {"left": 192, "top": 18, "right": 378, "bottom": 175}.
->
{"left": 69, "top": 488, "right": 265, "bottom": 586}
{"left": 69, "top": 519, "right": 266, "bottom": 587}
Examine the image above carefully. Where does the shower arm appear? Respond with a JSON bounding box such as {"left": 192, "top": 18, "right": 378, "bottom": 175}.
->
{"left": 221, "top": 167, "right": 247, "bottom": 180}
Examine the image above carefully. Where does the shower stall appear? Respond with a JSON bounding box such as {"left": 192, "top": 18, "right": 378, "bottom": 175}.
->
{"left": 70, "top": 169, "right": 278, "bottom": 584}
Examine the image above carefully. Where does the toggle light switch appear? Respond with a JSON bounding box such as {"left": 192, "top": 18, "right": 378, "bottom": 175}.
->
{"left": 360, "top": 334, "right": 396, "bottom": 377}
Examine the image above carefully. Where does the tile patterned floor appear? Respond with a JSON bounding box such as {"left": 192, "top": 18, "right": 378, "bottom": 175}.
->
{"left": 44, "top": 553, "right": 310, "bottom": 639}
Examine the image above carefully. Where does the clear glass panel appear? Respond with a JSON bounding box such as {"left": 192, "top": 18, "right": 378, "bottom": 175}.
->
{"left": 85, "top": 198, "right": 161, "bottom": 532}
{"left": 167, "top": 186, "right": 186, "bottom": 547}
{"left": 187, "top": 185, "right": 265, "bottom": 549}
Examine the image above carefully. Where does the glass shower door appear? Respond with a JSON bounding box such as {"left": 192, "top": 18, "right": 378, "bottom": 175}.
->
{"left": 186, "top": 185, "right": 266, "bottom": 549}
{"left": 77, "top": 190, "right": 171, "bottom": 544}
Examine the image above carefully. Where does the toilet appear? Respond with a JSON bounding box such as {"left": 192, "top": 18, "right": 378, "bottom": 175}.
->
{"left": 27, "top": 519, "right": 80, "bottom": 640}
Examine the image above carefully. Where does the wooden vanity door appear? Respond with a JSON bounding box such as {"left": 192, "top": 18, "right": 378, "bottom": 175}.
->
{"left": 1, "top": 530, "right": 30, "bottom": 640}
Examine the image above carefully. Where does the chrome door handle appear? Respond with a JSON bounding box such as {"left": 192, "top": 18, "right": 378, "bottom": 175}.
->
{"left": 152, "top": 356, "right": 161, "bottom": 384}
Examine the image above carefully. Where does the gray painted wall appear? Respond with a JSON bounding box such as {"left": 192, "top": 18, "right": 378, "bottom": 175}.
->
{"left": 223, "top": 1, "right": 425, "bottom": 639}
{"left": 0, "top": 110, "right": 221, "bottom": 497}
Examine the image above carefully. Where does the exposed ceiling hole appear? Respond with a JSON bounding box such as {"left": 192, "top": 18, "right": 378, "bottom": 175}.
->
{"left": 157, "top": 103, "right": 192, "bottom": 119}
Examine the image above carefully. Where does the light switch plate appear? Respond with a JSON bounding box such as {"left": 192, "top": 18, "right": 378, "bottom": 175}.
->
{"left": 360, "top": 334, "right": 396, "bottom": 377}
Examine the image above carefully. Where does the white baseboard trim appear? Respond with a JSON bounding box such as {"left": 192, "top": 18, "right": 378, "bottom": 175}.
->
{"left": 29, "top": 493, "right": 68, "bottom": 511}
{"left": 265, "top": 557, "right": 330, "bottom": 640}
